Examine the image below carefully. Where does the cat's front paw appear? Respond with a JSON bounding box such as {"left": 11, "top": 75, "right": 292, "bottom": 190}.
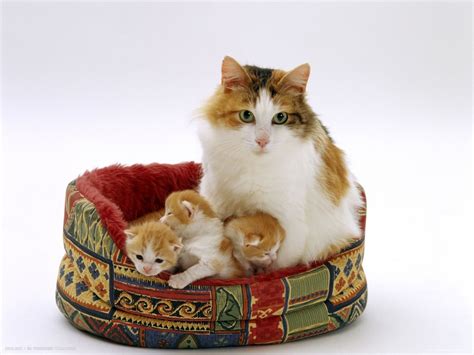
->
{"left": 168, "top": 274, "right": 190, "bottom": 289}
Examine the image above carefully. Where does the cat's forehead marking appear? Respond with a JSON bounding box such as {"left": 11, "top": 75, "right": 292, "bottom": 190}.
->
{"left": 244, "top": 65, "right": 274, "bottom": 92}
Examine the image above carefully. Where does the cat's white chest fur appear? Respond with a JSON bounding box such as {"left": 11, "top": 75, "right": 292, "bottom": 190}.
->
{"left": 198, "top": 122, "right": 361, "bottom": 268}
{"left": 200, "top": 126, "right": 315, "bottom": 215}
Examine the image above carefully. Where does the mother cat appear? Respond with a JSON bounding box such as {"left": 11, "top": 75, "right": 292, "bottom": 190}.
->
{"left": 198, "top": 56, "right": 362, "bottom": 269}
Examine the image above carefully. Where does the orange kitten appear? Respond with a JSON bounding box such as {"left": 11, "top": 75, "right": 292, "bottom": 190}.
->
{"left": 124, "top": 220, "right": 183, "bottom": 277}
{"left": 225, "top": 213, "right": 285, "bottom": 275}
{"left": 160, "top": 190, "right": 244, "bottom": 289}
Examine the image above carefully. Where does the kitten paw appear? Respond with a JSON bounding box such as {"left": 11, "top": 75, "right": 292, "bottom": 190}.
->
{"left": 168, "top": 274, "right": 190, "bottom": 289}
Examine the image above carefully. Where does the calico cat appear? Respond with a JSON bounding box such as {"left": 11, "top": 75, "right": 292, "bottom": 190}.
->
{"left": 160, "top": 190, "right": 244, "bottom": 289}
{"left": 225, "top": 212, "right": 285, "bottom": 275}
{"left": 125, "top": 215, "right": 182, "bottom": 276}
{"left": 198, "top": 56, "right": 362, "bottom": 268}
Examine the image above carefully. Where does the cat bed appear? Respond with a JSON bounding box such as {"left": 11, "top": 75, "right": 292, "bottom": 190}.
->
{"left": 56, "top": 162, "right": 367, "bottom": 349}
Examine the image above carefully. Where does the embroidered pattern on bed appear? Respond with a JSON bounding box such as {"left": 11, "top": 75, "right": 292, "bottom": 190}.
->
{"left": 56, "top": 165, "right": 368, "bottom": 348}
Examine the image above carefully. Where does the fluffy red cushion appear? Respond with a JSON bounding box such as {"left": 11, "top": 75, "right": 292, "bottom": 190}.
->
{"left": 76, "top": 162, "right": 202, "bottom": 251}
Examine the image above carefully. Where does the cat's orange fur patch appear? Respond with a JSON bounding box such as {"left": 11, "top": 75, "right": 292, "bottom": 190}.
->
{"left": 219, "top": 237, "right": 233, "bottom": 253}
{"left": 214, "top": 237, "right": 245, "bottom": 277}
{"left": 201, "top": 87, "right": 253, "bottom": 129}
{"left": 319, "top": 140, "right": 349, "bottom": 205}
{"left": 164, "top": 190, "right": 216, "bottom": 224}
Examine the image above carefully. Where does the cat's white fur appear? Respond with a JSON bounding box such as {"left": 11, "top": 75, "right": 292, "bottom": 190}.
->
{"left": 199, "top": 89, "right": 361, "bottom": 268}
{"left": 162, "top": 208, "right": 238, "bottom": 289}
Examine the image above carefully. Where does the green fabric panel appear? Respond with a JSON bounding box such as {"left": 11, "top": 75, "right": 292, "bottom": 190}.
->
{"left": 286, "top": 266, "right": 329, "bottom": 310}
{"left": 67, "top": 199, "right": 116, "bottom": 259}
{"left": 285, "top": 302, "right": 329, "bottom": 335}
{"left": 215, "top": 286, "right": 243, "bottom": 331}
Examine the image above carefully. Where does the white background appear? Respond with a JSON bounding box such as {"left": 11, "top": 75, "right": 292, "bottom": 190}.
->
{"left": 1, "top": 1, "right": 472, "bottom": 354}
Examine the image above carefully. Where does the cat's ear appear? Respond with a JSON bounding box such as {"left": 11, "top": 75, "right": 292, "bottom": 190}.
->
{"left": 221, "top": 56, "right": 250, "bottom": 92}
{"left": 277, "top": 63, "right": 310, "bottom": 94}
{"left": 181, "top": 200, "right": 195, "bottom": 218}
{"left": 124, "top": 229, "right": 135, "bottom": 240}
{"left": 245, "top": 234, "right": 262, "bottom": 247}
{"left": 172, "top": 238, "right": 183, "bottom": 252}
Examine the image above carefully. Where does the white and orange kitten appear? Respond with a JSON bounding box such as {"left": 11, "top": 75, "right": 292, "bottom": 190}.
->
{"left": 125, "top": 214, "right": 183, "bottom": 277}
{"left": 225, "top": 213, "right": 285, "bottom": 275}
{"left": 160, "top": 190, "right": 244, "bottom": 289}
{"left": 198, "top": 56, "right": 362, "bottom": 268}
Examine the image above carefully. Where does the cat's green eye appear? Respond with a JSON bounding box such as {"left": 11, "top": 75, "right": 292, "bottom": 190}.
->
{"left": 239, "top": 110, "right": 255, "bottom": 123}
{"left": 272, "top": 112, "right": 288, "bottom": 125}
{"left": 136, "top": 255, "right": 143, "bottom": 260}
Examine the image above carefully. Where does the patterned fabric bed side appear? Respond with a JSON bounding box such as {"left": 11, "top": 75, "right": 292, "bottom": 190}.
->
{"left": 56, "top": 180, "right": 367, "bottom": 348}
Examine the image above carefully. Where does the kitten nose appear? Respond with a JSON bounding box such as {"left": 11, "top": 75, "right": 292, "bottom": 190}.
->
{"left": 143, "top": 265, "right": 152, "bottom": 273}
{"left": 256, "top": 136, "right": 269, "bottom": 148}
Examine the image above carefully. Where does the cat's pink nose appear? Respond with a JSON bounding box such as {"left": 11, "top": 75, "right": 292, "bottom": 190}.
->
{"left": 256, "top": 137, "right": 269, "bottom": 148}
{"left": 143, "top": 265, "right": 152, "bottom": 273}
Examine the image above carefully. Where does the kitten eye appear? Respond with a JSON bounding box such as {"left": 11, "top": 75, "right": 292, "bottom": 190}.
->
{"left": 239, "top": 110, "right": 255, "bottom": 123}
{"left": 272, "top": 112, "right": 288, "bottom": 125}
{"left": 155, "top": 258, "right": 163, "bottom": 263}
{"left": 136, "top": 255, "right": 143, "bottom": 260}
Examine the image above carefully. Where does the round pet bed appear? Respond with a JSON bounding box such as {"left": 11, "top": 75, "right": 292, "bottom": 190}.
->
{"left": 56, "top": 162, "right": 367, "bottom": 349}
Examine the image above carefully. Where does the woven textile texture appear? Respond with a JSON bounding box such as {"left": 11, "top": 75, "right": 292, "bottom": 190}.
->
{"left": 56, "top": 163, "right": 367, "bottom": 348}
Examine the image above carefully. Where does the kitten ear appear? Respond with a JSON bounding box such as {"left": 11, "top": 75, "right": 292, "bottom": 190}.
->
{"left": 124, "top": 229, "right": 135, "bottom": 240}
{"left": 172, "top": 238, "right": 183, "bottom": 252}
{"left": 181, "top": 200, "right": 195, "bottom": 218}
{"left": 221, "top": 56, "right": 250, "bottom": 92}
{"left": 245, "top": 234, "right": 262, "bottom": 247}
{"left": 277, "top": 63, "right": 310, "bottom": 94}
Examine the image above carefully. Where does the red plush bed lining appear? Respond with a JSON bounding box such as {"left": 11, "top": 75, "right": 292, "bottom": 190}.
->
{"left": 76, "top": 162, "right": 202, "bottom": 250}
{"left": 75, "top": 162, "right": 361, "bottom": 285}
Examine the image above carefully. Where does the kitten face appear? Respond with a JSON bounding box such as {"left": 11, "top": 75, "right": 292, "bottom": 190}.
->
{"left": 201, "top": 57, "right": 321, "bottom": 155}
{"left": 125, "top": 221, "right": 182, "bottom": 276}
{"left": 160, "top": 190, "right": 215, "bottom": 230}
{"left": 243, "top": 234, "right": 281, "bottom": 267}
{"left": 225, "top": 212, "right": 286, "bottom": 270}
